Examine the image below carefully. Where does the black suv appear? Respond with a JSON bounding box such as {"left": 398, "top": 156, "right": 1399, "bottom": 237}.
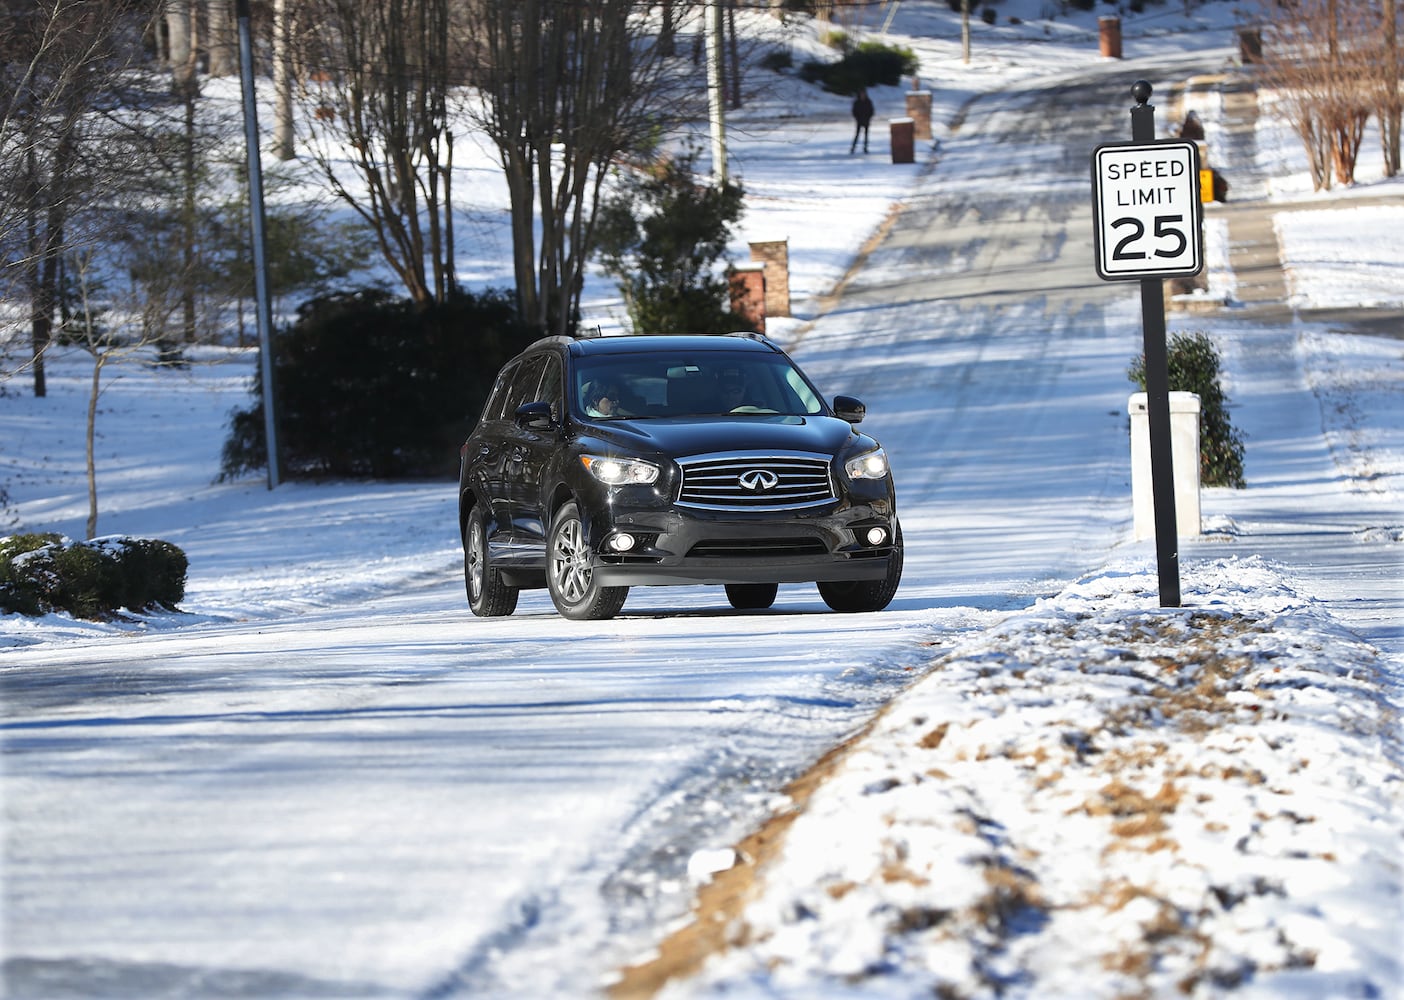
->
{"left": 457, "top": 333, "right": 902, "bottom": 620}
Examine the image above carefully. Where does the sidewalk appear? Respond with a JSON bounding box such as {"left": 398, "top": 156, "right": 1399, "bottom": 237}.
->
{"left": 1197, "top": 73, "right": 1404, "bottom": 339}
{"left": 1173, "top": 72, "right": 1404, "bottom": 661}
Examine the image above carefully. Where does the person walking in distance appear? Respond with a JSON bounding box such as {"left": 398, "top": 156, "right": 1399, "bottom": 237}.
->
{"left": 850, "top": 87, "right": 874, "bottom": 154}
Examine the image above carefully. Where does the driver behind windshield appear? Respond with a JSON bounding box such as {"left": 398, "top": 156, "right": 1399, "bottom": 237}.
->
{"left": 581, "top": 381, "right": 619, "bottom": 418}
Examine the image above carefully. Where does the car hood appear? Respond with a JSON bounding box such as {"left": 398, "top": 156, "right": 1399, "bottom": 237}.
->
{"left": 581, "top": 414, "right": 866, "bottom": 460}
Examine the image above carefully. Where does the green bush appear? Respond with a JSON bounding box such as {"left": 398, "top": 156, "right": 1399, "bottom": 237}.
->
{"left": 1128, "top": 331, "right": 1246, "bottom": 488}
{"left": 94, "top": 538, "right": 189, "bottom": 610}
{"left": 595, "top": 146, "right": 751, "bottom": 336}
{"left": 759, "top": 49, "right": 793, "bottom": 73}
{"left": 0, "top": 533, "right": 187, "bottom": 619}
{"left": 0, "top": 534, "right": 58, "bottom": 617}
{"left": 221, "top": 288, "right": 541, "bottom": 481}
{"left": 799, "top": 41, "right": 919, "bottom": 94}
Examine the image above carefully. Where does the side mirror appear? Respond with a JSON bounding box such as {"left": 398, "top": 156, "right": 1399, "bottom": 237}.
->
{"left": 514, "top": 400, "right": 554, "bottom": 431}
{"left": 832, "top": 394, "right": 865, "bottom": 424}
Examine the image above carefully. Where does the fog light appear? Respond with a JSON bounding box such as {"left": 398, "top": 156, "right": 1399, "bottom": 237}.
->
{"left": 610, "top": 533, "right": 637, "bottom": 552}
{"left": 865, "top": 527, "right": 888, "bottom": 546}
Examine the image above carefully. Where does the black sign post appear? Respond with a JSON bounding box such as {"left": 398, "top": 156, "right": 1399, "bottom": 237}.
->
{"left": 1091, "top": 81, "right": 1205, "bottom": 607}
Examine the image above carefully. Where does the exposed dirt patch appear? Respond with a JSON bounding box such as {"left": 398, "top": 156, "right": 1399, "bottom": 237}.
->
{"left": 607, "top": 726, "right": 874, "bottom": 999}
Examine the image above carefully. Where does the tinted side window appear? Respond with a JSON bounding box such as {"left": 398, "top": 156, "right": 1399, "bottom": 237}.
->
{"left": 482, "top": 360, "right": 520, "bottom": 423}
{"left": 538, "top": 355, "right": 563, "bottom": 422}
{"left": 503, "top": 355, "right": 548, "bottom": 417}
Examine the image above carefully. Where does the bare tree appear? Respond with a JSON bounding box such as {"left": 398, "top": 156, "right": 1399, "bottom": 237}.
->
{"left": 1376, "top": 0, "right": 1401, "bottom": 176}
{"left": 64, "top": 242, "right": 175, "bottom": 539}
{"left": 1261, "top": 0, "right": 1377, "bottom": 189}
{"left": 464, "top": 0, "right": 706, "bottom": 336}
{"left": 0, "top": 0, "right": 152, "bottom": 397}
{"left": 298, "top": 0, "right": 460, "bottom": 307}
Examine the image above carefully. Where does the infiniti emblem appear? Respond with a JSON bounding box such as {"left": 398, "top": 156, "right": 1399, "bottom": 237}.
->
{"left": 738, "top": 469, "right": 780, "bottom": 491}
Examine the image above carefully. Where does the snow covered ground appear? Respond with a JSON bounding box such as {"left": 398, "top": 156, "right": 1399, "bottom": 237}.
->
{"left": 3, "top": 2, "right": 1402, "bottom": 998}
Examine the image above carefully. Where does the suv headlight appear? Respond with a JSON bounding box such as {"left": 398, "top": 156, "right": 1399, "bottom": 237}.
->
{"left": 844, "top": 447, "right": 889, "bottom": 481}
{"left": 581, "top": 455, "right": 660, "bottom": 486}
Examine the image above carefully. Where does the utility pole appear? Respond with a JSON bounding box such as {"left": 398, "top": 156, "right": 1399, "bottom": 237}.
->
{"left": 236, "top": 0, "right": 281, "bottom": 489}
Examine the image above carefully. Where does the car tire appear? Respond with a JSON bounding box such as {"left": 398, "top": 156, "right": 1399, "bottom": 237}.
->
{"left": 547, "top": 501, "right": 628, "bottom": 621}
{"left": 465, "top": 506, "right": 518, "bottom": 617}
{"left": 725, "top": 583, "right": 778, "bottom": 610}
{"left": 817, "top": 522, "right": 904, "bottom": 613}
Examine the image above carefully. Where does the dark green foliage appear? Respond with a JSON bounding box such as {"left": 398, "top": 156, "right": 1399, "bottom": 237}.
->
{"left": 982, "top": 6, "right": 998, "bottom": 24}
{"left": 94, "top": 538, "right": 189, "bottom": 611}
{"left": 760, "top": 49, "right": 793, "bottom": 73}
{"left": 595, "top": 147, "right": 751, "bottom": 336}
{"left": 221, "top": 288, "right": 541, "bottom": 481}
{"left": 0, "top": 534, "right": 56, "bottom": 617}
{"left": 0, "top": 533, "right": 187, "bottom": 619}
{"left": 1129, "top": 331, "right": 1246, "bottom": 488}
{"left": 799, "top": 41, "right": 919, "bottom": 94}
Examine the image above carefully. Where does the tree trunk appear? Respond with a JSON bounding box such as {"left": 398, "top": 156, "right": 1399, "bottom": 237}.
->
{"left": 273, "top": 0, "right": 296, "bottom": 160}
{"left": 167, "top": 0, "right": 197, "bottom": 92}
{"left": 962, "top": 0, "right": 972, "bottom": 64}
{"left": 86, "top": 353, "right": 104, "bottom": 540}
{"left": 1385, "top": 0, "right": 1401, "bottom": 176}
{"left": 503, "top": 152, "right": 539, "bottom": 326}
{"left": 660, "top": 0, "right": 676, "bottom": 55}
{"left": 181, "top": 82, "right": 199, "bottom": 342}
{"left": 29, "top": 132, "right": 75, "bottom": 399}
{"left": 207, "top": 0, "right": 237, "bottom": 76}
{"left": 728, "top": 1, "right": 742, "bottom": 109}
{"left": 24, "top": 143, "right": 47, "bottom": 399}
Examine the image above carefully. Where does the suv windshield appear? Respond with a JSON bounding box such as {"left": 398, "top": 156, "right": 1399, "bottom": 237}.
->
{"left": 573, "top": 351, "right": 824, "bottom": 419}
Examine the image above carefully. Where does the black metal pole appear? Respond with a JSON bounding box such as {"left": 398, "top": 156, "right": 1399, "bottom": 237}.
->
{"left": 236, "top": 0, "right": 280, "bottom": 489}
{"left": 1130, "top": 81, "right": 1180, "bottom": 606}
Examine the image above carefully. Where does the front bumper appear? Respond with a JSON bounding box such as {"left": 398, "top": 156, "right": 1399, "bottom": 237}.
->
{"left": 586, "top": 503, "right": 898, "bottom": 588}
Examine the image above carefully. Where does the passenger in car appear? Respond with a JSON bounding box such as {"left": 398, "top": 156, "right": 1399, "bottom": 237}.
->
{"left": 582, "top": 381, "right": 619, "bottom": 418}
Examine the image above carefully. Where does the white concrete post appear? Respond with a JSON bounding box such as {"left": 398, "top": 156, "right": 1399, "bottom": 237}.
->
{"left": 1129, "top": 391, "right": 1201, "bottom": 542}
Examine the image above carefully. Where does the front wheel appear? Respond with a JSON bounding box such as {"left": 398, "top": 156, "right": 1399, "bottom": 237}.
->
{"left": 817, "top": 523, "right": 904, "bottom": 613}
{"left": 547, "top": 502, "right": 628, "bottom": 621}
{"left": 465, "top": 506, "right": 518, "bottom": 617}
{"left": 725, "top": 583, "right": 778, "bottom": 610}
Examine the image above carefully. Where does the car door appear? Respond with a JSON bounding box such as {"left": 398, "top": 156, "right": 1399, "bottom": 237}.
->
{"left": 510, "top": 354, "right": 562, "bottom": 556}
{"left": 497, "top": 353, "right": 550, "bottom": 554}
{"left": 468, "top": 360, "right": 520, "bottom": 558}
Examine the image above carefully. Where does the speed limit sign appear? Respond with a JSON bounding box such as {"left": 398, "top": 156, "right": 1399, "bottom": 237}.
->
{"left": 1091, "top": 139, "right": 1203, "bottom": 281}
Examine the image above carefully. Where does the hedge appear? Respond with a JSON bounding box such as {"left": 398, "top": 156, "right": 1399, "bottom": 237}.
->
{"left": 0, "top": 533, "right": 188, "bottom": 619}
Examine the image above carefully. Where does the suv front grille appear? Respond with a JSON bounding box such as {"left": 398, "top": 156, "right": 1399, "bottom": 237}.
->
{"left": 677, "top": 453, "right": 836, "bottom": 511}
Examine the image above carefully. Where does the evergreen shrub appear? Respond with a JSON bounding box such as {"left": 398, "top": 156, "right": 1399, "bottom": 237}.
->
{"left": 799, "top": 41, "right": 918, "bottom": 93}
{"left": 0, "top": 533, "right": 187, "bottom": 618}
{"left": 221, "top": 288, "right": 541, "bottom": 481}
{"left": 760, "top": 49, "right": 793, "bottom": 72}
{"left": 1128, "top": 331, "right": 1246, "bottom": 488}
{"left": 595, "top": 146, "right": 751, "bottom": 336}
